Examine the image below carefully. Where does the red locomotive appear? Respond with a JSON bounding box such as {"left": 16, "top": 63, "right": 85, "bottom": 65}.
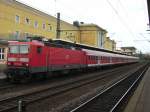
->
{"left": 6, "top": 37, "right": 139, "bottom": 82}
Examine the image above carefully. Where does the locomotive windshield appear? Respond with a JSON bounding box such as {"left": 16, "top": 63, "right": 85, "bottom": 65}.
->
{"left": 20, "top": 45, "right": 29, "bottom": 54}
{"left": 9, "top": 45, "right": 19, "bottom": 54}
{"left": 9, "top": 45, "right": 29, "bottom": 54}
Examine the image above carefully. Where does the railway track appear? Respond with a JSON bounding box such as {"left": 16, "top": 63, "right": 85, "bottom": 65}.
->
{"left": 70, "top": 64, "right": 149, "bottom": 112}
{"left": 0, "top": 84, "right": 15, "bottom": 91}
{"left": 0, "top": 63, "right": 144, "bottom": 112}
{"left": 0, "top": 64, "right": 134, "bottom": 95}
{"left": 0, "top": 80, "right": 15, "bottom": 91}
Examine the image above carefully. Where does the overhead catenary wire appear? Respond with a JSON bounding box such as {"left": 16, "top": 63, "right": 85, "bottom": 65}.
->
{"left": 139, "top": 33, "right": 150, "bottom": 42}
{"left": 106, "top": 0, "right": 150, "bottom": 45}
{"left": 117, "top": 0, "right": 150, "bottom": 42}
{"left": 117, "top": 0, "right": 129, "bottom": 17}
{"left": 106, "top": 0, "right": 137, "bottom": 40}
{"left": 106, "top": 0, "right": 150, "bottom": 53}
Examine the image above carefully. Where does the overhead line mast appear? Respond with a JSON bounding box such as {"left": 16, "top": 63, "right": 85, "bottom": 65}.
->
{"left": 56, "top": 12, "right": 60, "bottom": 39}
{"left": 147, "top": 0, "right": 150, "bottom": 28}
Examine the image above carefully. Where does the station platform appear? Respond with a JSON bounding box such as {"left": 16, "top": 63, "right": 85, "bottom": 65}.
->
{"left": 0, "top": 72, "right": 6, "bottom": 79}
{"left": 124, "top": 67, "right": 150, "bottom": 112}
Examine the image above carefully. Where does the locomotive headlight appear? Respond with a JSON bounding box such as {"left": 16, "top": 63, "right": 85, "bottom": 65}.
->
{"left": 25, "top": 63, "right": 29, "bottom": 66}
{"left": 22, "top": 63, "right": 29, "bottom": 67}
{"left": 7, "top": 62, "right": 11, "bottom": 65}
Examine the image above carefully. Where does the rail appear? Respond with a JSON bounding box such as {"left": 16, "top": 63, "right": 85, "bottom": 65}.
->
{"left": 70, "top": 64, "right": 149, "bottom": 112}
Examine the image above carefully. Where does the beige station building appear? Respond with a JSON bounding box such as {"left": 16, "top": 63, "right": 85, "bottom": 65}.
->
{"left": 0, "top": 0, "right": 116, "bottom": 64}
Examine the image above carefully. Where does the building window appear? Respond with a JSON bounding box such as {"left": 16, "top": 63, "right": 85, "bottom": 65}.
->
{"left": 34, "top": 21, "right": 38, "bottom": 28}
{"left": 99, "top": 31, "right": 104, "bottom": 48}
{"left": 42, "top": 23, "right": 46, "bottom": 29}
{"left": 15, "top": 15, "right": 20, "bottom": 23}
{"left": 15, "top": 31, "right": 20, "bottom": 40}
{"left": 48, "top": 24, "right": 52, "bottom": 31}
{"left": 24, "top": 33, "right": 34, "bottom": 40}
{"left": 0, "top": 48, "right": 5, "bottom": 60}
{"left": 25, "top": 17, "right": 30, "bottom": 24}
{"left": 24, "top": 32, "right": 30, "bottom": 39}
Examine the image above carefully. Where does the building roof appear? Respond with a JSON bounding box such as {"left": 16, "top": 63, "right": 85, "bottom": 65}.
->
{"left": 79, "top": 23, "right": 107, "bottom": 32}
{"left": 121, "top": 47, "right": 136, "bottom": 50}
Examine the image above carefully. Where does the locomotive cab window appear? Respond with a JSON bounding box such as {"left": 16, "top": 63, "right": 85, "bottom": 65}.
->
{"left": 37, "top": 46, "right": 42, "bottom": 54}
{"left": 9, "top": 45, "right": 19, "bottom": 54}
{"left": 20, "top": 45, "right": 29, "bottom": 54}
{"left": 9, "top": 45, "right": 29, "bottom": 54}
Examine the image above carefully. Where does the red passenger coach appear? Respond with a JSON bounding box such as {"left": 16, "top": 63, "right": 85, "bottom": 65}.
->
{"left": 6, "top": 37, "right": 139, "bottom": 82}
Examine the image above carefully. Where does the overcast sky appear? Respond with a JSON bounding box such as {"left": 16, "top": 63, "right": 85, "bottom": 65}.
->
{"left": 17, "top": 0, "right": 149, "bottom": 53}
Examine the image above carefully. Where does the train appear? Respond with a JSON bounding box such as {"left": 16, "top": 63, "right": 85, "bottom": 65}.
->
{"left": 6, "top": 37, "right": 139, "bottom": 82}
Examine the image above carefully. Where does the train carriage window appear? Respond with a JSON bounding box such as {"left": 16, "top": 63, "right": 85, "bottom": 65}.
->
{"left": 37, "top": 46, "right": 42, "bottom": 54}
{"left": 92, "top": 56, "right": 94, "bottom": 60}
{"left": 103, "top": 56, "right": 105, "bottom": 60}
{"left": 91, "top": 56, "right": 93, "bottom": 60}
{"left": 96, "top": 56, "right": 98, "bottom": 60}
{"left": 93, "top": 56, "right": 94, "bottom": 60}
{"left": 107, "top": 57, "right": 109, "bottom": 61}
{"left": 89, "top": 56, "right": 91, "bottom": 60}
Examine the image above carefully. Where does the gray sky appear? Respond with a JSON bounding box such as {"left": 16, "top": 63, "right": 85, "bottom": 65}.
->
{"left": 17, "top": 0, "right": 149, "bottom": 53}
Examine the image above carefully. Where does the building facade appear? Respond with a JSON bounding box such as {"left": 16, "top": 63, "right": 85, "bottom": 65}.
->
{"left": 79, "top": 24, "right": 107, "bottom": 48}
{"left": 104, "top": 37, "right": 116, "bottom": 51}
{"left": 0, "top": 0, "right": 79, "bottom": 42}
